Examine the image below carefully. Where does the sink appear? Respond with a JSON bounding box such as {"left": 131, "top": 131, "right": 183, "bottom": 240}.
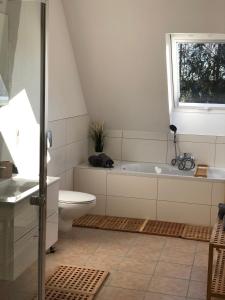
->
{"left": 0, "top": 178, "right": 39, "bottom": 203}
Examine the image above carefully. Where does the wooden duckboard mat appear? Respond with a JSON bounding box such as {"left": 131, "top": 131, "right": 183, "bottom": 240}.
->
{"left": 44, "top": 289, "right": 94, "bottom": 300}
{"left": 181, "top": 224, "right": 212, "bottom": 242}
{"left": 142, "top": 220, "right": 185, "bottom": 237}
{"left": 46, "top": 265, "right": 109, "bottom": 296}
{"left": 73, "top": 214, "right": 212, "bottom": 242}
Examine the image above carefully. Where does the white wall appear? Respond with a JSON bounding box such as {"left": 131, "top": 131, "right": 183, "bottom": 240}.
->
{"left": 48, "top": 0, "right": 87, "bottom": 122}
{"left": 62, "top": 0, "right": 225, "bottom": 133}
{"left": 48, "top": 0, "right": 89, "bottom": 189}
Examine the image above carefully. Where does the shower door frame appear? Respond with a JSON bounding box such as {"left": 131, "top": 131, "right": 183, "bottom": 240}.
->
{"left": 38, "top": 2, "right": 47, "bottom": 299}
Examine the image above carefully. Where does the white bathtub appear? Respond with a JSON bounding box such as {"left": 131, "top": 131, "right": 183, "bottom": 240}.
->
{"left": 117, "top": 161, "right": 225, "bottom": 181}
{"left": 75, "top": 162, "right": 225, "bottom": 226}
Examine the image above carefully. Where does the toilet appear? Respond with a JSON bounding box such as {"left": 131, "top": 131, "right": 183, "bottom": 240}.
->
{"left": 58, "top": 190, "right": 96, "bottom": 232}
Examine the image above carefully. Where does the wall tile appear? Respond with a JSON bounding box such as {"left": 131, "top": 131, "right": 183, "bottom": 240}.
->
{"left": 77, "top": 168, "right": 107, "bottom": 195}
{"left": 104, "top": 137, "right": 122, "bottom": 160}
{"left": 212, "top": 182, "right": 225, "bottom": 206}
{"left": 106, "top": 195, "right": 156, "bottom": 219}
{"left": 66, "top": 115, "right": 89, "bottom": 144}
{"left": 48, "top": 119, "right": 66, "bottom": 149}
{"left": 122, "top": 138, "right": 167, "bottom": 163}
{"left": 89, "top": 195, "right": 106, "bottom": 215}
{"left": 65, "top": 139, "right": 88, "bottom": 170}
{"left": 47, "top": 147, "right": 66, "bottom": 176}
{"left": 215, "top": 143, "right": 225, "bottom": 168}
{"left": 211, "top": 206, "right": 218, "bottom": 226}
{"left": 168, "top": 133, "right": 216, "bottom": 144}
{"left": 65, "top": 168, "right": 74, "bottom": 190}
{"left": 107, "top": 174, "right": 157, "bottom": 199}
{"left": 167, "top": 140, "right": 215, "bottom": 166}
{"left": 123, "top": 130, "right": 167, "bottom": 141}
{"left": 105, "top": 129, "right": 123, "bottom": 138}
{"left": 58, "top": 171, "right": 67, "bottom": 190}
{"left": 216, "top": 136, "right": 225, "bottom": 144}
{"left": 158, "top": 178, "right": 212, "bottom": 205}
{"left": 157, "top": 200, "right": 211, "bottom": 226}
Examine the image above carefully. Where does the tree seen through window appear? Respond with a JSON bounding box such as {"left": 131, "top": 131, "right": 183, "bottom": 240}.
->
{"left": 178, "top": 42, "right": 225, "bottom": 104}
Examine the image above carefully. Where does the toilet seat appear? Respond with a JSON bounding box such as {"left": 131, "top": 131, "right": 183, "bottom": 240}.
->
{"left": 59, "top": 190, "right": 96, "bottom": 205}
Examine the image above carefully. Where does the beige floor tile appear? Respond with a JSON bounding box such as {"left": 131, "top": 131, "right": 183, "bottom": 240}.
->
{"left": 46, "top": 252, "right": 90, "bottom": 268}
{"left": 196, "top": 242, "right": 209, "bottom": 254}
{"left": 95, "top": 242, "right": 130, "bottom": 256}
{"left": 118, "top": 256, "right": 157, "bottom": 274}
{"left": 127, "top": 245, "right": 161, "bottom": 261}
{"left": 193, "top": 253, "right": 209, "bottom": 268}
{"left": 191, "top": 266, "right": 208, "bottom": 282}
{"left": 134, "top": 235, "right": 166, "bottom": 250}
{"left": 155, "top": 262, "right": 191, "bottom": 280}
{"left": 148, "top": 276, "right": 189, "bottom": 297}
{"left": 164, "top": 238, "right": 197, "bottom": 254}
{"left": 96, "top": 286, "right": 145, "bottom": 300}
{"left": 85, "top": 254, "right": 123, "bottom": 271}
{"left": 187, "top": 280, "right": 207, "bottom": 299}
{"left": 107, "top": 270, "right": 151, "bottom": 291}
{"left": 160, "top": 248, "right": 195, "bottom": 265}
{"left": 144, "top": 292, "right": 186, "bottom": 300}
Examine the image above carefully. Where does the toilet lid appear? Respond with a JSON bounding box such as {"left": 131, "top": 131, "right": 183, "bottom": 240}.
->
{"left": 59, "top": 190, "right": 96, "bottom": 204}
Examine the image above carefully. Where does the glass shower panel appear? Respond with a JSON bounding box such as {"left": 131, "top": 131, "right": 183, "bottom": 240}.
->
{"left": 0, "top": 1, "right": 45, "bottom": 299}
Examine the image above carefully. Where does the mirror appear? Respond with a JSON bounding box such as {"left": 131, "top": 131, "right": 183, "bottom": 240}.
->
{"left": 0, "top": 12, "right": 8, "bottom": 105}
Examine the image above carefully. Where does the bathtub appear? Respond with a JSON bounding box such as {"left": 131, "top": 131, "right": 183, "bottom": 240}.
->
{"left": 75, "top": 161, "right": 225, "bottom": 226}
{"left": 118, "top": 161, "right": 225, "bottom": 181}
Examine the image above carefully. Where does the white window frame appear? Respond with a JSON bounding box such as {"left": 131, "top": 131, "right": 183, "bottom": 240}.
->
{"left": 169, "top": 33, "right": 225, "bottom": 111}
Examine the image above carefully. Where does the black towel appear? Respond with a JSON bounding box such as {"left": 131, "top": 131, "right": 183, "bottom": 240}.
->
{"left": 88, "top": 153, "right": 114, "bottom": 168}
{"left": 218, "top": 203, "right": 225, "bottom": 220}
{"left": 98, "top": 153, "right": 114, "bottom": 168}
{"left": 88, "top": 155, "right": 102, "bottom": 167}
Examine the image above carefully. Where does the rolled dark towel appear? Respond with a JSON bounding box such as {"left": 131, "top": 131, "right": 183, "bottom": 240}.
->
{"left": 98, "top": 153, "right": 114, "bottom": 168}
{"left": 88, "top": 155, "right": 102, "bottom": 167}
{"left": 218, "top": 203, "right": 225, "bottom": 220}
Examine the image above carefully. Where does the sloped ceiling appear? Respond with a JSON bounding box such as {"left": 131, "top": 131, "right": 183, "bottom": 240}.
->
{"left": 62, "top": 0, "right": 225, "bottom": 132}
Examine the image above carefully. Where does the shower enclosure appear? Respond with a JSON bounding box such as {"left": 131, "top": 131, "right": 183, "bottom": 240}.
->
{"left": 0, "top": 1, "right": 47, "bottom": 299}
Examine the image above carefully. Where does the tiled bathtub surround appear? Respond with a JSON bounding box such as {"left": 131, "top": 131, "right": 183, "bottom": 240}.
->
{"left": 101, "top": 129, "right": 225, "bottom": 167}
{"left": 48, "top": 114, "right": 89, "bottom": 190}
{"left": 74, "top": 164, "right": 225, "bottom": 226}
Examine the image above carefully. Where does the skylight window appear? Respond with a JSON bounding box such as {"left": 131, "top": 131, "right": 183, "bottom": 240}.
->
{"left": 170, "top": 34, "right": 225, "bottom": 109}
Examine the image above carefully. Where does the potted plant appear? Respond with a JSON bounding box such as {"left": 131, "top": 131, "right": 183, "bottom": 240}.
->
{"left": 90, "top": 121, "right": 105, "bottom": 153}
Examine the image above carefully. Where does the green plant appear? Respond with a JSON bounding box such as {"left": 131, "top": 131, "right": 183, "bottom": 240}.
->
{"left": 90, "top": 121, "right": 105, "bottom": 152}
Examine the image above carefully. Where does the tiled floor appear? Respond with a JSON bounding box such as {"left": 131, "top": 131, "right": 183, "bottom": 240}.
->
{"left": 45, "top": 227, "right": 220, "bottom": 300}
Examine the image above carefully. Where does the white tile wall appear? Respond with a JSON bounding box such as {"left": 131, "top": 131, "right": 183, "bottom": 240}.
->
{"left": 77, "top": 168, "right": 107, "bottom": 195}
{"left": 211, "top": 206, "right": 219, "bottom": 226}
{"left": 122, "top": 139, "right": 167, "bottom": 163}
{"left": 102, "top": 129, "right": 225, "bottom": 167}
{"left": 215, "top": 143, "right": 225, "bottom": 168}
{"left": 157, "top": 200, "right": 211, "bottom": 226}
{"left": 107, "top": 174, "right": 157, "bottom": 199}
{"left": 158, "top": 178, "right": 212, "bottom": 205}
{"left": 212, "top": 182, "right": 225, "bottom": 206}
{"left": 75, "top": 164, "right": 222, "bottom": 226}
{"left": 104, "top": 137, "right": 122, "bottom": 161}
{"left": 106, "top": 196, "right": 156, "bottom": 219}
{"left": 167, "top": 140, "right": 216, "bottom": 166}
{"left": 89, "top": 195, "right": 106, "bottom": 215}
{"left": 48, "top": 119, "right": 67, "bottom": 149}
{"left": 47, "top": 114, "right": 89, "bottom": 185}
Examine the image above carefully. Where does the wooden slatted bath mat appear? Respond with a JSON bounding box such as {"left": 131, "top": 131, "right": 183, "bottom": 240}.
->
{"left": 39, "top": 265, "right": 109, "bottom": 300}
{"left": 73, "top": 214, "right": 212, "bottom": 242}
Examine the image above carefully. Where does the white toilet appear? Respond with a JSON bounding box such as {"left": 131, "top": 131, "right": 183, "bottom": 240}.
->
{"left": 58, "top": 190, "right": 96, "bottom": 232}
